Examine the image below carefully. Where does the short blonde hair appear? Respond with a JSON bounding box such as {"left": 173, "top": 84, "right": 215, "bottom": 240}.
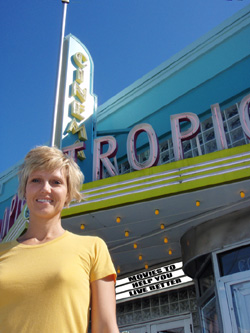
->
{"left": 18, "top": 146, "right": 84, "bottom": 207}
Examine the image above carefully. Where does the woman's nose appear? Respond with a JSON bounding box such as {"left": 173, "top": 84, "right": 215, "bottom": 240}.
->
{"left": 41, "top": 181, "right": 51, "bottom": 192}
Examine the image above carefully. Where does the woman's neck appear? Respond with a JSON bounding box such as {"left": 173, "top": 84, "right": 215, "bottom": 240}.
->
{"left": 17, "top": 219, "right": 65, "bottom": 245}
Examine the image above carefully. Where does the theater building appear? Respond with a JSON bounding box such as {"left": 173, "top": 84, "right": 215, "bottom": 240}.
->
{"left": 1, "top": 5, "right": 250, "bottom": 332}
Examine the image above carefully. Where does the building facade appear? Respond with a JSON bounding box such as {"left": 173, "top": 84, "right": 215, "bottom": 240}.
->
{"left": 1, "top": 5, "right": 250, "bottom": 332}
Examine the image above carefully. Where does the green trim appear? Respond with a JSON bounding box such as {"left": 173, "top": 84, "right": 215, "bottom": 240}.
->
{"left": 62, "top": 144, "right": 250, "bottom": 217}
{"left": 80, "top": 144, "right": 250, "bottom": 191}
{"left": 2, "top": 204, "right": 29, "bottom": 243}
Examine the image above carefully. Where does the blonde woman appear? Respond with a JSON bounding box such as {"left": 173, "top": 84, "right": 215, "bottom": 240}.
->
{"left": 0, "top": 146, "right": 119, "bottom": 333}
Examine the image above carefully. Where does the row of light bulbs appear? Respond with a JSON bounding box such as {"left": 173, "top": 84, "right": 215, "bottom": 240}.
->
{"left": 116, "top": 251, "right": 174, "bottom": 275}
{"left": 117, "top": 209, "right": 171, "bottom": 273}
{"left": 115, "top": 191, "right": 246, "bottom": 221}
{"left": 80, "top": 191, "right": 246, "bottom": 230}
{"left": 195, "top": 191, "right": 245, "bottom": 206}
{"left": 116, "top": 248, "right": 173, "bottom": 272}
{"left": 80, "top": 191, "right": 246, "bottom": 274}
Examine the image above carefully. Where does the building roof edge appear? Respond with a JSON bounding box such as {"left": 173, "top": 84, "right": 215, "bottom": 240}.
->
{"left": 96, "top": 4, "right": 250, "bottom": 121}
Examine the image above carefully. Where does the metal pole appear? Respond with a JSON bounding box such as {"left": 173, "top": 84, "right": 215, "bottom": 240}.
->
{"left": 50, "top": 0, "right": 69, "bottom": 148}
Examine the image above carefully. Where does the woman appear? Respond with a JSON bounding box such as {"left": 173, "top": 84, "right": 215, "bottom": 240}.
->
{"left": 0, "top": 146, "right": 119, "bottom": 333}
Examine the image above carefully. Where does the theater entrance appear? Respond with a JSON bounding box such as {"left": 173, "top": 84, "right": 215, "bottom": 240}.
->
{"left": 120, "top": 314, "right": 193, "bottom": 333}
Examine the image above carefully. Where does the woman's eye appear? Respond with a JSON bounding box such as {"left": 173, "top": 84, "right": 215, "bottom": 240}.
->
{"left": 53, "top": 180, "right": 61, "bottom": 185}
{"left": 31, "top": 178, "right": 40, "bottom": 183}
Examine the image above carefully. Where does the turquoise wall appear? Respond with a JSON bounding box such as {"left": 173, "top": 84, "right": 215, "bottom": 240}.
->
{"left": 96, "top": 18, "right": 250, "bottom": 159}
{"left": 0, "top": 171, "right": 19, "bottom": 220}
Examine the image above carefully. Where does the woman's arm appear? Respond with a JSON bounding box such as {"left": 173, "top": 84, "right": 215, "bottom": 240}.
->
{"left": 91, "top": 275, "right": 119, "bottom": 333}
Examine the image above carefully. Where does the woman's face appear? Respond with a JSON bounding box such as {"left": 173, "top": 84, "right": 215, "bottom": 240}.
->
{"left": 25, "top": 168, "right": 69, "bottom": 222}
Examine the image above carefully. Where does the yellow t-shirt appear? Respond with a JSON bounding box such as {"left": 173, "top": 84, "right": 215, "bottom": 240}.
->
{"left": 0, "top": 231, "right": 116, "bottom": 333}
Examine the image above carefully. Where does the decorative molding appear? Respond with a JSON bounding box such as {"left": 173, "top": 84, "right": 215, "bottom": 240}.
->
{"left": 97, "top": 5, "right": 250, "bottom": 122}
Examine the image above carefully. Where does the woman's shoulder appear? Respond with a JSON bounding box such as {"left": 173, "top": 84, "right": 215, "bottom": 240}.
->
{"left": 66, "top": 231, "right": 106, "bottom": 247}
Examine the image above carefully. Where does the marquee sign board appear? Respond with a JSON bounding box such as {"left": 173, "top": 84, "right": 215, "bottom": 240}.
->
{"left": 115, "top": 262, "right": 192, "bottom": 301}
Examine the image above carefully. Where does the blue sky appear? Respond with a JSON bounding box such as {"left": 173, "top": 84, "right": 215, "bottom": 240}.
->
{"left": 1, "top": 0, "right": 250, "bottom": 174}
